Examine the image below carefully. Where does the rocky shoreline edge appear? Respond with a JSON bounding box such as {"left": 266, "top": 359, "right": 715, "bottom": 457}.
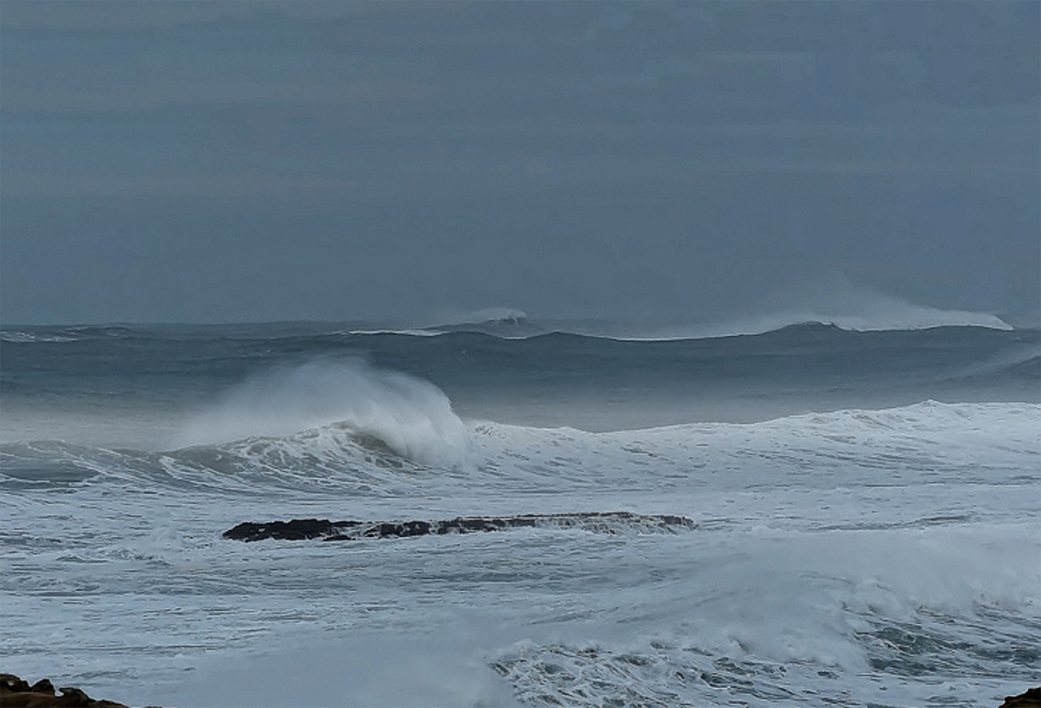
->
{"left": 3, "top": 674, "right": 1037, "bottom": 707}
{"left": 0, "top": 673, "right": 145, "bottom": 708}
{"left": 223, "top": 511, "right": 698, "bottom": 542}
{"left": 1001, "top": 688, "right": 1041, "bottom": 707}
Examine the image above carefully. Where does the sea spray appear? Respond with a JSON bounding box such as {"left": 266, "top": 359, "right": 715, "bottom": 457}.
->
{"left": 2, "top": 323, "right": 1038, "bottom": 707}
{"left": 175, "top": 358, "right": 467, "bottom": 465}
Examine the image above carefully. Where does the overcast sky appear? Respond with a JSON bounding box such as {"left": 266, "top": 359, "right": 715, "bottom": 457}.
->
{"left": 2, "top": 1, "right": 1038, "bottom": 325}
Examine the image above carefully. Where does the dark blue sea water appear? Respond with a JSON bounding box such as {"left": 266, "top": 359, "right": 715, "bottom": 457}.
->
{"left": 1, "top": 318, "right": 1038, "bottom": 707}
{"left": 2, "top": 320, "right": 1036, "bottom": 440}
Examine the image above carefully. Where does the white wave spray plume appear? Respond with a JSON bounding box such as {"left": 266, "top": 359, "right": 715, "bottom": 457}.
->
{"left": 636, "top": 273, "right": 1014, "bottom": 341}
{"left": 432, "top": 306, "right": 528, "bottom": 327}
{"left": 743, "top": 272, "right": 1012, "bottom": 331}
{"left": 175, "top": 359, "right": 467, "bottom": 465}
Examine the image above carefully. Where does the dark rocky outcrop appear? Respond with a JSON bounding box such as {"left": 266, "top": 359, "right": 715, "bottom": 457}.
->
{"left": 0, "top": 673, "right": 131, "bottom": 708}
{"left": 224, "top": 511, "right": 697, "bottom": 542}
{"left": 222, "top": 518, "right": 363, "bottom": 541}
{"left": 1000, "top": 687, "right": 1041, "bottom": 708}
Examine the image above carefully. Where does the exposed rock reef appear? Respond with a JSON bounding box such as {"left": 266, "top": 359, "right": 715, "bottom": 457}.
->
{"left": 1000, "top": 687, "right": 1041, "bottom": 708}
{"left": 0, "top": 674, "right": 130, "bottom": 708}
{"left": 224, "top": 511, "right": 697, "bottom": 542}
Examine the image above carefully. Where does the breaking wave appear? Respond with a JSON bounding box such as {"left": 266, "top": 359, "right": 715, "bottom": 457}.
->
{"left": 431, "top": 307, "right": 528, "bottom": 328}
{"left": 564, "top": 283, "right": 1015, "bottom": 341}
{"left": 175, "top": 359, "right": 467, "bottom": 465}
{"left": 687, "top": 274, "right": 1015, "bottom": 338}
{"left": 4, "top": 401, "right": 1037, "bottom": 501}
{"left": 675, "top": 306, "right": 1012, "bottom": 340}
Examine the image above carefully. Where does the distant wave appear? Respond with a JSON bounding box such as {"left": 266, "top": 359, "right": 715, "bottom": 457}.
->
{"left": 431, "top": 307, "right": 528, "bottom": 327}
{"left": 678, "top": 277, "right": 1014, "bottom": 339}
{"left": 401, "top": 282, "right": 1015, "bottom": 341}
{"left": 663, "top": 307, "right": 1012, "bottom": 341}
{"left": 0, "top": 324, "right": 146, "bottom": 343}
{"left": 340, "top": 317, "right": 1019, "bottom": 344}
{"left": 2, "top": 317, "right": 1018, "bottom": 347}
{"left": 0, "top": 331, "right": 78, "bottom": 343}
{"left": 342, "top": 289, "right": 1015, "bottom": 342}
{"left": 0, "top": 285, "right": 1017, "bottom": 346}
{"left": 563, "top": 289, "right": 1015, "bottom": 341}
{"left": 345, "top": 308, "right": 536, "bottom": 339}
{"left": 345, "top": 328, "right": 443, "bottom": 337}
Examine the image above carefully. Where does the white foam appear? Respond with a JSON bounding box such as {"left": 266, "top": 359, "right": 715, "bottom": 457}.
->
{"left": 154, "top": 625, "right": 522, "bottom": 708}
{"left": 346, "top": 328, "right": 444, "bottom": 337}
{"left": 561, "top": 277, "right": 1015, "bottom": 341}
{"left": 696, "top": 276, "right": 1014, "bottom": 336}
{"left": 465, "top": 401, "right": 1041, "bottom": 495}
{"left": 0, "top": 330, "right": 77, "bottom": 343}
{"left": 174, "top": 359, "right": 467, "bottom": 465}
{"left": 4, "top": 401, "right": 1038, "bottom": 707}
{"left": 430, "top": 307, "right": 528, "bottom": 327}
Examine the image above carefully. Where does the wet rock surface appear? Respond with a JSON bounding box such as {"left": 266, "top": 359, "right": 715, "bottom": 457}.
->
{"left": 1000, "top": 687, "right": 1041, "bottom": 708}
{"left": 224, "top": 511, "right": 697, "bottom": 542}
{"left": 0, "top": 673, "right": 131, "bottom": 707}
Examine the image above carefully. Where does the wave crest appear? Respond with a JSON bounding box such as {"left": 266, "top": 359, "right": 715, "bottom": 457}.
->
{"left": 175, "top": 359, "right": 467, "bottom": 465}
{"left": 689, "top": 276, "right": 1013, "bottom": 338}
{"left": 432, "top": 307, "right": 528, "bottom": 327}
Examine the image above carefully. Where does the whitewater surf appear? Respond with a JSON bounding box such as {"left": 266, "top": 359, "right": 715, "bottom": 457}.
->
{"left": 1, "top": 319, "right": 1038, "bottom": 707}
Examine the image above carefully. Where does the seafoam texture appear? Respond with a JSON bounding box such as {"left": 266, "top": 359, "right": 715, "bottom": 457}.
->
{"left": 1, "top": 323, "right": 1038, "bottom": 707}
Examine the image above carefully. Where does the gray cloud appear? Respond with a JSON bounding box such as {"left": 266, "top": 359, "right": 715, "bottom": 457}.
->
{"left": 1, "top": 1, "right": 1037, "bottom": 324}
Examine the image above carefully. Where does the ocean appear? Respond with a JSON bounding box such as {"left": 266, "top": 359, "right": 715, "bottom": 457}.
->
{"left": 1, "top": 316, "right": 1038, "bottom": 707}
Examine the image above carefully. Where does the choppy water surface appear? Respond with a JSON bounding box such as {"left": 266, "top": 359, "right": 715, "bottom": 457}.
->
{"left": 1, "top": 319, "right": 1038, "bottom": 707}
